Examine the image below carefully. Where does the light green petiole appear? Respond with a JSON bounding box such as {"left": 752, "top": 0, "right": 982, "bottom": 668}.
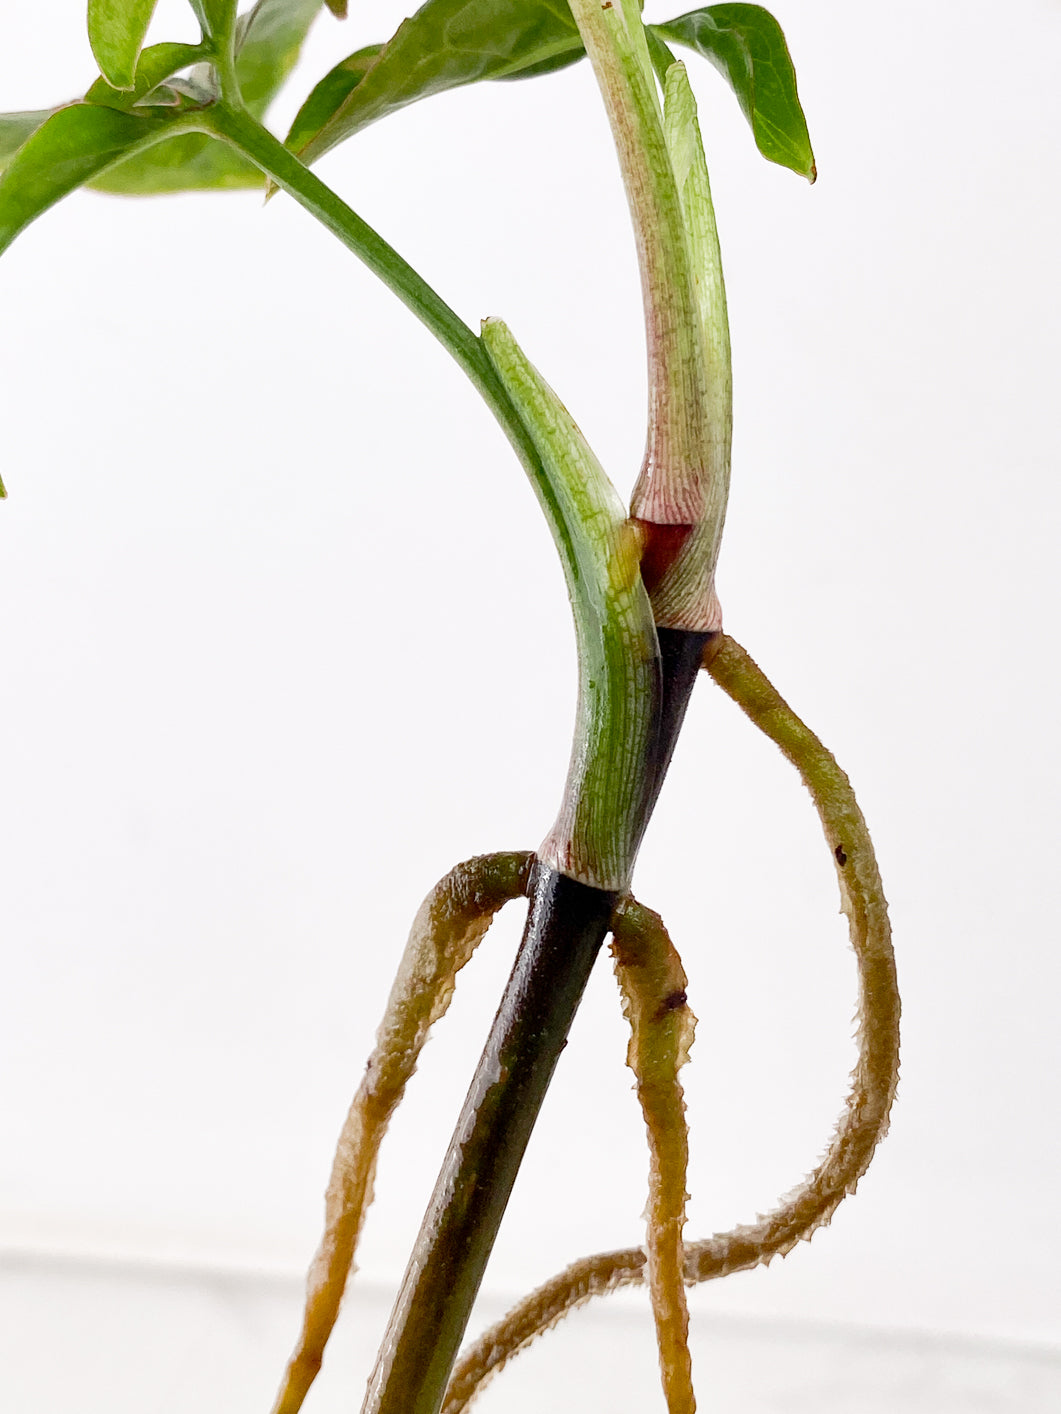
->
{"left": 481, "top": 319, "right": 659, "bottom": 891}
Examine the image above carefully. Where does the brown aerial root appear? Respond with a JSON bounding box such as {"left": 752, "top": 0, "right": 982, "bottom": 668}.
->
{"left": 270, "top": 851, "right": 534, "bottom": 1414}
{"left": 611, "top": 898, "right": 698, "bottom": 1414}
{"left": 442, "top": 634, "right": 899, "bottom": 1412}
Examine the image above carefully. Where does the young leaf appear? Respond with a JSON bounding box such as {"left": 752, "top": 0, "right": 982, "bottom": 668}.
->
{"left": 653, "top": 4, "right": 816, "bottom": 180}
{"left": 84, "top": 42, "right": 206, "bottom": 111}
{"left": 0, "top": 102, "right": 191, "bottom": 255}
{"left": 83, "top": 4, "right": 322, "bottom": 196}
{"left": 284, "top": 0, "right": 813, "bottom": 185}
{"left": 285, "top": 0, "right": 585, "bottom": 167}
{"left": 140, "top": 67, "right": 221, "bottom": 108}
{"left": 88, "top": 0, "right": 160, "bottom": 90}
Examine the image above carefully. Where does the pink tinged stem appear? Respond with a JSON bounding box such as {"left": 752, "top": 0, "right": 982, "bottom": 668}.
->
{"left": 568, "top": 0, "right": 714, "bottom": 530}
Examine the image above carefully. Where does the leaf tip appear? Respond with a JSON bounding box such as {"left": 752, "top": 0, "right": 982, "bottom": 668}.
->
{"left": 89, "top": 51, "right": 137, "bottom": 93}
{"left": 0, "top": 471, "right": 7, "bottom": 499}
{"left": 87, "top": 31, "right": 135, "bottom": 94}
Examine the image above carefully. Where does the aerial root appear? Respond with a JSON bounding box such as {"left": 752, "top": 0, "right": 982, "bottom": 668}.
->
{"left": 442, "top": 634, "right": 899, "bottom": 1412}
{"left": 271, "top": 851, "right": 534, "bottom": 1414}
{"left": 611, "top": 897, "right": 697, "bottom": 1413}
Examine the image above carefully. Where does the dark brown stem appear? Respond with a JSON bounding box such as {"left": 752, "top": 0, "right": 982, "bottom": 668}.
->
{"left": 443, "top": 634, "right": 900, "bottom": 1412}
{"left": 361, "top": 630, "right": 712, "bottom": 1414}
{"left": 361, "top": 865, "right": 615, "bottom": 1414}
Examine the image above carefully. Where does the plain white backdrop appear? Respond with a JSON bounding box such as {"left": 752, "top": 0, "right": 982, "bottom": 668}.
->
{"left": 2, "top": 0, "right": 1060, "bottom": 1404}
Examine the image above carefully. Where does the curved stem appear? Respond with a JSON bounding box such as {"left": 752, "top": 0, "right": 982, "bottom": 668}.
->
{"left": 201, "top": 104, "right": 547, "bottom": 491}
{"left": 442, "top": 633, "right": 899, "bottom": 1411}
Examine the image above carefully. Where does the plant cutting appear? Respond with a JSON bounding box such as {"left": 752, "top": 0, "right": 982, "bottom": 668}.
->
{"left": 0, "top": 2, "right": 901, "bottom": 1411}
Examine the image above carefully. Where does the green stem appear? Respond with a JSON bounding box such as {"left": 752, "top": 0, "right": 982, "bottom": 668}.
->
{"left": 201, "top": 104, "right": 546, "bottom": 490}
{"left": 481, "top": 317, "right": 659, "bottom": 891}
{"left": 271, "top": 853, "right": 534, "bottom": 1414}
{"left": 363, "top": 867, "right": 616, "bottom": 1414}
{"left": 192, "top": 1, "right": 239, "bottom": 99}
{"left": 205, "top": 103, "right": 664, "bottom": 890}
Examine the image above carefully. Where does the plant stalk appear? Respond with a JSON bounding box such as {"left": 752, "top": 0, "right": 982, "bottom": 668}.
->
{"left": 362, "top": 628, "right": 712, "bottom": 1414}
{"left": 567, "top": 0, "right": 713, "bottom": 532}
{"left": 361, "top": 864, "right": 615, "bottom": 1414}
{"left": 202, "top": 104, "right": 548, "bottom": 493}
{"left": 207, "top": 72, "right": 716, "bottom": 1414}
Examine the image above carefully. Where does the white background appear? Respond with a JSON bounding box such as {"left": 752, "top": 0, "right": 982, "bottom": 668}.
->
{"left": 2, "top": 0, "right": 1060, "bottom": 1403}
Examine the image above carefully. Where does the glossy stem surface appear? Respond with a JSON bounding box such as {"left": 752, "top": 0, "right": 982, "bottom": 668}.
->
{"left": 203, "top": 106, "right": 548, "bottom": 494}
{"left": 361, "top": 865, "right": 615, "bottom": 1414}
{"left": 649, "top": 628, "right": 714, "bottom": 806}
{"left": 363, "top": 629, "right": 711, "bottom": 1414}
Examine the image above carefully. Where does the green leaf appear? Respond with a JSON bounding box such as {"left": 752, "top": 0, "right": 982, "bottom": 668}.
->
{"left": 90, "top": 133, "right": 262, "bottom": 193}
{"left": 81, "top": 40, "right": 258, "bottom": 193}
{"left": 490, "top": 46, "right": 584, "bottom": 82}
{"left": 88, "top": 0, "right": 160, "bottom": 90}
{"left": 0, "top": 109, "right": 62, "bottom": 176}
{"left": 138, "top": 67, "right": 221, "bottom": 108}
{"left": 283, "top": 0, "right": 812, "bottom": 182}
{"left": 0, "top": 102, "right": 189, "bottom": 256}
{"left": 235, "top": 0, "right": 324, "bottom": 117}
{"left": 286, "top": 0, "right": 585, "bottom": 166}
{"left": 284, "top": 44, "right": 382, "bottom": 157}
{"left": 652, "top": 4, "right": 816, "bottom": 181}
{"left": 82, "top": 7, "right": 322, "bottom": 194}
